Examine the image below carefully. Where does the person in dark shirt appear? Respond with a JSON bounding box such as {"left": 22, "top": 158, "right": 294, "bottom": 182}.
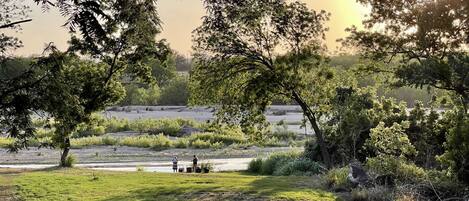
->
{"left": 172, "top": 156, "right": 178, "bottom": 172}
{"left": 192, "top": 155, "right": 198, "bottom": 172}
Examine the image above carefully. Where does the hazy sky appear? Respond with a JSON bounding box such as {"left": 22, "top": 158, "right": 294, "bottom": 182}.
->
{"left": 7, "top": 0, "right": 368, "bottom": 57}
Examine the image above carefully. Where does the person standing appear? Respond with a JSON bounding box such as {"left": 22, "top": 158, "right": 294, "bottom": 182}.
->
{"left": 192, "top": 155, "right": 198, "bottom": 172}
{"left": 172, "top": 156, "right": 178, "bottom": 173}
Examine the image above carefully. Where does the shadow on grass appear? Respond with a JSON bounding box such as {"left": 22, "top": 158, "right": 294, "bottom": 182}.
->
{"left": 100, "top": 174, "right": 337, "bottom": 201}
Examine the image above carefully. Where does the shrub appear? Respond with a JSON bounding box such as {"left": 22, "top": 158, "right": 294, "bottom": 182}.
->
{"left": 323, "top": 167, "right": 350, "bottom": 190}
{"left": 187, "top": 132, "right": 246, "bottom": 146}
{"left": 273, "top": 159, "right": 323, "bottom": 176}
{"left": 260, "top": 151, "right": 301, "bottom": 175}
{"left": 105, "top": 118, "right": 130, "bottom": 133}
{"left": 174, "top": 138, "right": 189, "bottom": 148}
{"left": 72, "top": 136, "right": 112, "bottom": 148}
{"left": 128, "top": 118, "right": 196, "bottom": 136}
{"left": 366, "top": 121, "right": 416, "bottom": 158}
{"left": 270, "top": 125, "right": 296, "bottom": 141}
{"left": 366, "top": 155, "right": 427, "bottom": 183}
{"left": 63, "top": 154, "right": 77, "bottom": 167}
{"left": 190, "top": 139, "right": 212, "bottom": 149}
{"left": 120, "top": 134, "right": 172, "bottom": 150}
{"left": 102, "top": 136, "right": 118, "bottom": 145}
{"left": 247, "top": 158, "right": 263, "bottom": 173}
{"left": 0, "top": 137, "right": 14, "bottom": 148}
{"left": 200, "top": 162, "right": 214, "bottom": 171}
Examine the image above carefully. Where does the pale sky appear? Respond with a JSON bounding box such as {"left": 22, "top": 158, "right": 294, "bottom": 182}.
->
{"left": 7, "top": 0, "right": 368, "bottom": 57}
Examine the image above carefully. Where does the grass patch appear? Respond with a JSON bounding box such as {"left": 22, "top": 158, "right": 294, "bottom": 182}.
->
{"left": 12, "top": 168, "right": 337, "bottom": 201}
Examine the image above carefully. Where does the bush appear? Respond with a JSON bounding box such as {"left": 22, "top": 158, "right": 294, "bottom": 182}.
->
{"left": 105, "top": 118, "right": 130, "bottom": 133}
{"left": 158, "top": 75, "right": 189, "bottom": 106}
{"left": 366, "top": 155, "right": 427, "bottom": 183}
{"left": 73, "top": 114, "right": 108, "bottom": 137}
{"left": 128, "top": 118, "right": 197, "bottom": 136}
{"left": 63, "top": 154, "right": 77, "bottom": 167}
{"left": 273, "top": 159, "right": 323, "bottom": 176}
{"left": 270, "top": 125, "right": 296, "bottom": 141}
{"left": 260, "top": 151, "right": 301, "bottom": 175}
{"left": 187, "top": 132, "right": 246, "bottom": 146}
{"left": 200, "top": 162, "right": 214, "bottom": 171}
{"left": 189, "top": 139, "right": 223, "bottom": 149}
{"left": 247, "top": 158, "right": 263, "bottom": 173}
{"left": 72, "top": 136, "right": 115, "bottom": 148}
{"left": 0, "top": 137, "right": 14, "bottom": 148}
{"left": 120, "top": 134, "right": 172, "bottom": 150}
{"left": 323, "top": 167, "right": 350, "bottom": 190}
{"left": 174, "top": 138, "right": 189, "bottom": 148}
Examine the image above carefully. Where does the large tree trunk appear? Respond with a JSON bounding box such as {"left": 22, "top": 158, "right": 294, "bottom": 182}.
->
{"left": 292, "top": 90, "right": 332, "bottom": 168}
{"left": 60, "top": 137, "right": 71, "bottom": 167}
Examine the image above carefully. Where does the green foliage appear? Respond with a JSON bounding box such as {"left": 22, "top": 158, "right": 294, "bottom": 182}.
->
{"left": 260, "top": 151, "right": 301, "bottom": 175}
{"left": 128, "top": 118, "right": 196, "bottom": 136}
{"left": 406, "top": 102, "right": 446, "bottom": 168}
{"left": 366, "top": 121, "right": 416, "bottom": 158}
{"left": 158, "top": 75, "right": 189, "bottom": 106}
{"left": 438, "top": 112, "right": 469, "bottom": 184}
{"left": 105, "top": 118, "right": 130, "bottom": 133}
{"left": 323, "top": 87, "right": 373, "bottom": 164}
{"left": 120, "top": 134, "right": 172, "bottom": 150}
{"left": 187, "top": 132, "right": 246, "bottom": 146}
{"left": 273, "top": 159, "right": 323, "bottom": 176}
{"left": 323, "top": 167, "right": 350, "bottom": 190}
{"left": 174, "top": 138, "right": 189, "bottom": 148}
{"left": 366, "top": 155, "right": 427, "bottom": 183}
{"left": 63, "top": 154, "right": 76, "bottom": 168}
{"left": 247, "top": 158, "right": 263, "bottom": 173}
{"left": 119, "top": 84, "right": 161, "bottom": 106}
{"left": 73, "top": 114, "right": 108, "bottom": 138}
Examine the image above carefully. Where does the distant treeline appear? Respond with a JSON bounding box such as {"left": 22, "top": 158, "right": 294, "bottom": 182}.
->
{"left": 1, "top": 54, "right": 434, "bottom": 107}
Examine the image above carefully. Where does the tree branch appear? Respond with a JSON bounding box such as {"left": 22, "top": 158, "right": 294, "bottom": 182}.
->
{"left": 0, "top": 19, "right": 32, "bottom": 29}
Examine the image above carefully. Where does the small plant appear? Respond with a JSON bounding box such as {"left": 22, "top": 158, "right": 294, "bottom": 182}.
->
{"left": 63, "top": 154, "right": 77, "bottom": 167}
{"left": 90, "top": 173, "right": 99, "bottom": 181}
{"left": 323, "top": 167, "right": 350, "bottom": 190}
{"left": 200, "top": 162, "right": 214, "bottom": 173}
{"left": 136, "top": 166, "right": 145, "bottom": 172}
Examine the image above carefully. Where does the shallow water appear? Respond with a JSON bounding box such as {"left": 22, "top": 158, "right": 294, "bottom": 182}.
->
{"left": 0, "top": 158, "right": 253, "bottom": 173}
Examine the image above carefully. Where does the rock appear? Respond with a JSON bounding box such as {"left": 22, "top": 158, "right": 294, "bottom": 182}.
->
{"left": 347, "top": 162, "right": 369, "bottom": 187}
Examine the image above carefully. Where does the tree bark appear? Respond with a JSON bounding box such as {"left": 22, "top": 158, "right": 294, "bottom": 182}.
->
{"left": 291, "top": 90, "right": 332, "bottom": 168}
{"left": 60, "top": 137, "right": 71, "bottom": 167}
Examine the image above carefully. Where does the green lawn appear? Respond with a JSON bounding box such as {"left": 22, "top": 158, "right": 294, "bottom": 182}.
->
{"left": 1, "top": 168, "right": 338, "bottom": 201}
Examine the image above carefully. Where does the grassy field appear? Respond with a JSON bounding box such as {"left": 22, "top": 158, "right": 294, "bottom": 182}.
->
{"left": 0, "top": 168, "right": 337, "bottom": 201}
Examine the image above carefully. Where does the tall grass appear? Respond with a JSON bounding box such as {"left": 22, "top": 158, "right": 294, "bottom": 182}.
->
{"left": 120, "top": 134, "right": 172, "bottom": 150}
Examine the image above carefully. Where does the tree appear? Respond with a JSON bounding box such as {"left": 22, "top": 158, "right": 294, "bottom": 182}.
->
{"left": 191, "top": 0, "right": 334, "bottom": 167}
{"left": 344, "top": 0, "right": 469, "bottom": 113}
{"left": 0, "top": 0, "right": 31, "bottom": 60}
{"left": 29, "top": 0, "right": 168, "bottom": 166}
{"left": 344, "top": 0, "right": 469, "bottom": 184}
